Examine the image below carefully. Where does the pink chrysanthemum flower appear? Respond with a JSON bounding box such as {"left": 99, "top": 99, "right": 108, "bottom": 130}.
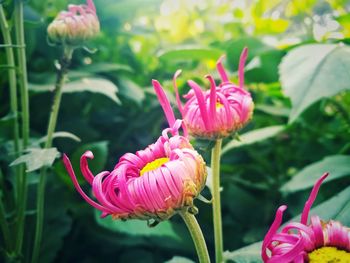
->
{"left": 262, "top": 172, "right": 350, "bottom": 263}
{"left": 63, "top": 121, "right": 207, "bottom": 221}
{"left": 153, "top": 48, "right": 254, "bottom": 140}
{"left": 47, "top": 0, "right": 100, "bottom": 46}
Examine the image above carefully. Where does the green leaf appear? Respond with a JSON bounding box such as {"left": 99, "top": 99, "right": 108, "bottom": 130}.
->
{"left": 35, "top": 131, "right": 81, "bottom": 145}
{"left": 221, "top": 125, "right": 285, "bottom": 156}
{"left": 223, "top": 241, "right": 262, "bottom": 263}
{"left": 165, "top": 256, "right": 195, "bottom": 263}
{"left": 280, "top": 43, "right": 350, "bottom": 122}
{"left": 10, "top": 148, "right": 60, "bottom": 172}
{"left": 94, "top": 210, "right": 181, "bottom": 241}
{"left": 118, "top": 77, "right": 145, "bottom": 105}
{"left": 40, "top": 181, "right": 72, "bottom": 263}
{"left": 158, "top": 46, "right": 223, "bottom": 61}
{"left": 29, "top": 78, "right": 121, "bottom": 105}
{"left": 81, "top": 62, "right": 133, "bottom": 74}
{"left": 255, "top": 105, "right": 290, "bottom": 117}
{"left": 280, "top": 155, "right": 350, "bottom": 193}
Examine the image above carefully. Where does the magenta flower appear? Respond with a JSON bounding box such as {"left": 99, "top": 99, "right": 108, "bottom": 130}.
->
{"left": 63, "top": 121, "right": 207, "bottom": 221}
{"left": 47, "top": 0, "right": 100, "bottom": 46}
{"left": 262, "top": 172, "right": 350, "bottom": 262}
{"left": 152, "top": 48, "right": 254, "bottom": 139}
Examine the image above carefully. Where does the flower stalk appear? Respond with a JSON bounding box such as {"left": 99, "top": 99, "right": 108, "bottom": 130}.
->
{"left": 13, "top": 0, "right": 30, "bottom": 255}
{"left": 31, "top": 46, "right": 74, "bottom": 263}
{"left": 179, "top": 211, "right": 210, "bottom": 263}
{"left": 211, "top": 139, "right": 223, "bottom": 263}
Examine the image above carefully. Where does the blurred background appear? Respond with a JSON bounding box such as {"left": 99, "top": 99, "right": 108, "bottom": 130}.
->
{"left": 1, "top": 0, "right": 350, "bottom": 262}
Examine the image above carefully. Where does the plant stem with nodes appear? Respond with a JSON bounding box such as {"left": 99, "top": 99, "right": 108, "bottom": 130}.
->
{"left": 31, "top": 46, "right": 74, "bottom": 263}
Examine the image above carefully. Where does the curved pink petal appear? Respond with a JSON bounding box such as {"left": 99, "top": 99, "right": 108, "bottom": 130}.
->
{"left": 216, "top": 54, "right": 229, "bottom": 83}
{"left": 152, "top": 79, "right": 176, "bottom": 128}
{"left": 239, "top": 47, "right": 248, "bottom": 89}
{"left": 300, "top": 172, "right": 329, "bottom": 225}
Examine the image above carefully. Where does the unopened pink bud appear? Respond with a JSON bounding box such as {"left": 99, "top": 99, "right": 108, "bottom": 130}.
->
{"left": 47, "top": 0, "right": 100, "bottom": 46}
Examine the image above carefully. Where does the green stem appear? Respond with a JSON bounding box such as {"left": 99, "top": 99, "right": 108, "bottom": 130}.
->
{"left": 179, "top": 211, "right": 210, "bottom": 263}
{"left": 0, "top": 170, "right": 11, "bottom": 251}
{"left": 0, "top": 4, "right": 20, "bottom": 253}
{"left": 211, "top": 139, "right": 223, "bottom": 263}
{"left": 14, "top": 0, "right": 30, "bottom": 256}
{"left": 31, "top": 47, "right": 74, "bottom": 263}
{"left": 0, "top": 5, "right": 20, "bottom": 158}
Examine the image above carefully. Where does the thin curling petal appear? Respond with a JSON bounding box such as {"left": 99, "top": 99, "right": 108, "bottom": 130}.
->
{"left": 300, "top": 172, "right": 329, "bottom": 225}
{"left": 80, "top": 150, "right": 95, "bottom": 184}
{"left": 216, "top": 54, "right": 229, "bottom": 83}
{"left": 62, "top": 154, "right": 109, "bottom": 213}
{"left": 86, "top": 0, "right": 96, "bottom": 12}
{"left": 187, "top": 80, "right": 212, "bottom": 130}
{"left": 262, "top": 205, "right": 287, "bottom": 262}
{"left": 239, "top": 47, "right": 248, "bottom": 89}
{"left": 173, "top": 69, "right": 184, "bottom": 116}
{"left": 206, "top": 74, "right": 217, "bottom": 124}
{"left": 152, "top": 79, "right": 176, "bottom": 128}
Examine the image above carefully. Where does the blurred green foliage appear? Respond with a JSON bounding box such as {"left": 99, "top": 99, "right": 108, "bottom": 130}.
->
{"left": 1, "top": 0, "right": 350, "bottom": 262}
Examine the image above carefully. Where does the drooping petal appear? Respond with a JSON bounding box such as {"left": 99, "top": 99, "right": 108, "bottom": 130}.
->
{"left": 262, "top": 205, "right": 287, "bottom": 262}
{"left": 63, "top": 154, "right": 110, "bottom": 213}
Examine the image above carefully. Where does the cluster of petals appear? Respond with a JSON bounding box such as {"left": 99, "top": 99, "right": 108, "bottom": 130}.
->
{"left": 63, "top": 121, "right": 207, "bottom": 221}
{"left": 152, "top": 48, "right": 254, "bottom": 140}
{"left": 262, "top": 172, "right": 350, "bottom": 262}
{"left": 47, "top": 0, "right": 100, "bottom": 46}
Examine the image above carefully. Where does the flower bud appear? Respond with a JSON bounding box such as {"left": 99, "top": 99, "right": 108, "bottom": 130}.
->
{"left": 152, "top": 48, "right": 254, "bottom": 140}
{"left": 182, "top": 48, "right": 254, "bottom": 139}
{"left": 47, "top": 0, "right": 100, "bottom": 46}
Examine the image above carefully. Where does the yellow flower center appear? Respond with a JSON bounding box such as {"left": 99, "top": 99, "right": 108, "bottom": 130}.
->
{"left": 308, "top": 247, "right": 350, "bottom": 263}
{"left": 140, "top": 157, "right": 170, "bottom": 176}
{"left": 216, "top": 101, "right": 223, "bottom": 109}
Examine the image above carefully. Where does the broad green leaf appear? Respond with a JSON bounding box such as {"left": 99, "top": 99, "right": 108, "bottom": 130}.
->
{"left": 81, "top": 62, "right": 133, "bottom": 74}
{"left": 280, "top": 44, "right": 350, "bottom": 122}
{"left": 281, "top": 155, "right": 350, "bottom": 193}
{"left": 40, "top": 181, "right": 72, "bottom": 263}
{"left": 118, "top": 77, "right": 145, "bottom": 105}
{"left": 223, "top": 241, "right": 262, "bottom": 263}
{"left": 94, "top": 210, "right": 180, "bottom": 241}
{"left": 165, "top": 256, "right": 195, "bottom": 263}
{"left": 36, "top": 131, "right": 81, "bottom": 145}
{"left": 10, "top": 148, "right": 60, "bottom": 172}
{"left": 158, "top": 46, "right": 223, "bottom": 61}
{"left": 221, "top": 125, "right": 285, "bottom": 155}
{"left": 29, "top": 78, "right": 121, "bottom": 105}
{"left": 255, "top": 105, "right": 290, "bottom": 117}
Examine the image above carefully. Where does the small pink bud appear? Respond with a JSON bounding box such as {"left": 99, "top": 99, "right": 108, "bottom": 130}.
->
{"left": 47, "top": 0, "right": 100, "bottom": 46}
